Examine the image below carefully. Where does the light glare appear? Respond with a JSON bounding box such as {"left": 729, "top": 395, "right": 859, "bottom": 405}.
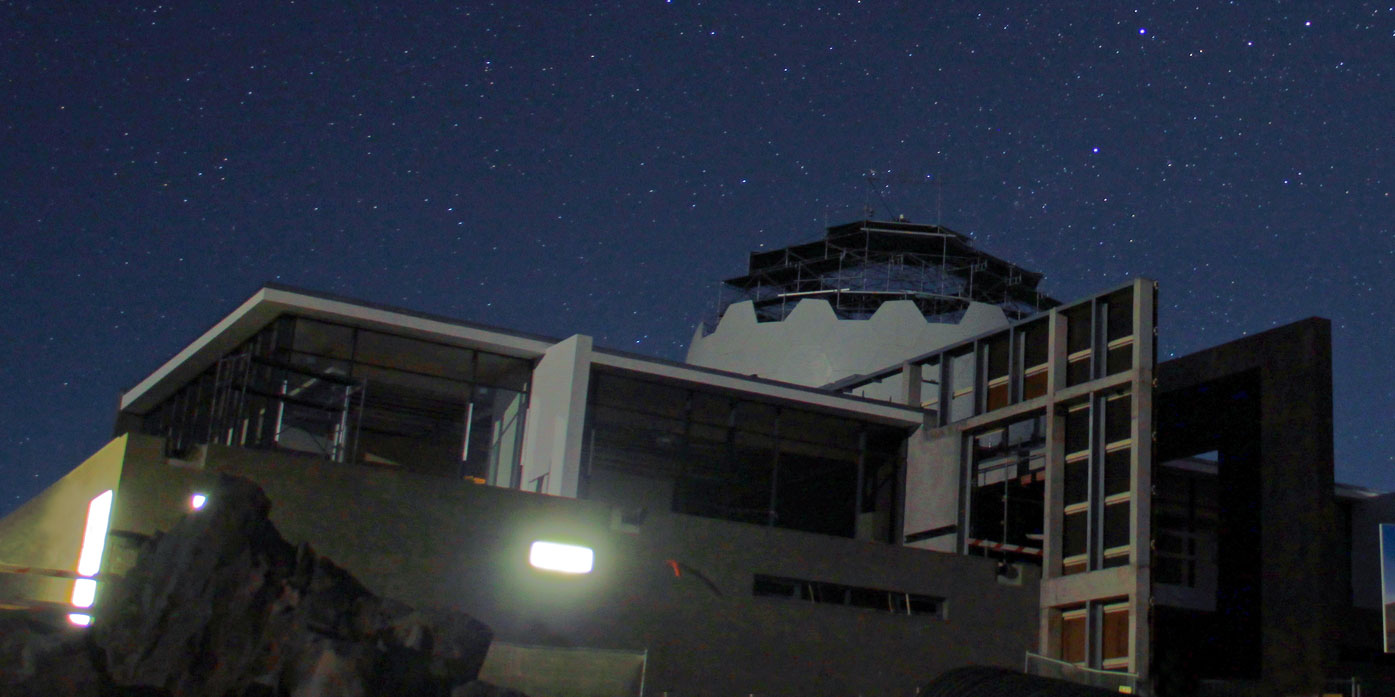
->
{"left": 190, "top": 493, "right": 207, "bottom": 510}
{"left": 71, "top": 578, "right": 97, "bottom": 608}
{"left": 529, "top": 541, "right": 594, "bottom": 574}
{"left": 67, "top": 613, "right": 92, "bottom": 627}
{"left": 76, "top": 490, "right": 113, "bottom": 577}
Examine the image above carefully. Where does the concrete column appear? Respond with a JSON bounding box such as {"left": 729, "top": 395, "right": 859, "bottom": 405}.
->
{"left": 901, "top": 361, "right": 922, "bottom": 407}
{"left": 1038, "top": 306, "right": 1067, "bottom": 657}
{"left": 1129, "top": 278, "right": 1156, "bottom": 679}
{"left": 519, "top": 335, "right": 593, "bottom": 498}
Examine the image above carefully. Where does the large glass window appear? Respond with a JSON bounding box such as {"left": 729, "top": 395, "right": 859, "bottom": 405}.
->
{"left": 583, "top": 372, "right": 906, "bottom": 540}
{"left": 967, "top": 414, "right": 1046, "bottom": 563}
{"left": 140, "top": 315, "right": 530, "bottom": 483}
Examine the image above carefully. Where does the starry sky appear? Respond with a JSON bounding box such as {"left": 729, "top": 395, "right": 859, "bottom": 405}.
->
{"left": 3, "top": 2, "right": 1394, "bottom": 516}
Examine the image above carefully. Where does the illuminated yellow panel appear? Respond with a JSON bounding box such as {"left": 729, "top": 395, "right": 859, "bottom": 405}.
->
{"left": 529, "top": 541, "right": 594, "bottom": 574}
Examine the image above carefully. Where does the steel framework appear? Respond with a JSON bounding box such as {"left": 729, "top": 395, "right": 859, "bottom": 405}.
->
{"left": 709, "top": 220, "right": 1059, "bottom": 328}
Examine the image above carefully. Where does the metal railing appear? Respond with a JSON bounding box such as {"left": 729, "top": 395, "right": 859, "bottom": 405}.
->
{"left": 1025, "top": 652, "right": 1140, "bottom": 694}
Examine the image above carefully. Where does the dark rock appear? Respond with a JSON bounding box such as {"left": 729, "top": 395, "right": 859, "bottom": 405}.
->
{"left": 0, "top": 612, "right": 104, "bottom": 697}
{"left": 82, "top": 474, "right": 494, "bottom": 697}
{"left": 451, "top": 680, "right": 531, "bottom": 697}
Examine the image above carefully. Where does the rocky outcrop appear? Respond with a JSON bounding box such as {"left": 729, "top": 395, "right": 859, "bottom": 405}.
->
{"left": 1, "top": 475, "right": 510, "bottom": 697}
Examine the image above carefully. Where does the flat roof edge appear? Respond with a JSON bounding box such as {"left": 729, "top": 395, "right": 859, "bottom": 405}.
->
{"left": 590, "top": 347, "right": 925, "bottom": 426}
{"left": 120, "top": 285, "right": 561, "bottom": 415}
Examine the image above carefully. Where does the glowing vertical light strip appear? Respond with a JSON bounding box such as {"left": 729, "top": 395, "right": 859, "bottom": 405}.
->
{"left": 70, "top": 489, "right": 113, "bottom": 615}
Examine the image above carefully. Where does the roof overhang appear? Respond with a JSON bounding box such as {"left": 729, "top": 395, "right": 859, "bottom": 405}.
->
{"left": 591, "top": 348, "right": 926, "bottom": 428}
{"left": 118, "top": 285, "right": 558, "bottom": 415}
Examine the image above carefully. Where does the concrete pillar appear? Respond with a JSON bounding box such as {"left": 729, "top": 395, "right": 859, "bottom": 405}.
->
{"left": 519, "top": 335, "right": 593, "bottom": 498}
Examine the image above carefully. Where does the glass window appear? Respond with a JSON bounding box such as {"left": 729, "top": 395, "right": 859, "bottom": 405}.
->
{"left": 475, "top": 351, "right": 531, "bottom": 391}
{"left": 1064, "top": 512, "right": 1087, "bottom": 559}
{"left": 355, "top": 330, "right": 474, "bottom": 381}
{"left": 1104, "top": 447, "right": 1131, "bottom": 497}
{"left": 1061, "top": 608, "right": 1087, "bottom": 663}
{"left": 1065, "top": 305, "right": 1092, "bottom": 354}
{"left": 1064, "top": 405, "right": 1091, "bottom": 455}
{"left": 1101, "top": 604, "right": 1130, "bottom": 667}
{"left": 1103, "top": 500, "right": 1131, "bottom": 550}
{"left": 293, "top": 318, "right": 354, "bottom": 360}
{"left": 1022, "top": 320, "right": 1049, "bottom": 368}
{"left": 1106, "top": 343, "right": 1133, "bottom": 375}
{"left": 1105, "top": 394, "right": 1131, "bottom": 445}
{"left": 1105, "top": 289, "right": 1134, "bottom": 343}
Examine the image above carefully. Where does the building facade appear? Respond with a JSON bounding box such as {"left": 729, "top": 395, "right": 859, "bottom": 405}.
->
{"left": 1, "top": 220, "right": 1389, "bottom": 696}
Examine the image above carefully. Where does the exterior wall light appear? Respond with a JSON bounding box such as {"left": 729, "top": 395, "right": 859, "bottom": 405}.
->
{"left": 70, "top": 490, "right": 113, "bottom": 623}
{"left": 190, "top": 493, "right": 207, "bottom": 510}
{"left": 529, "top": 541, "right": 594, "bottom": 574}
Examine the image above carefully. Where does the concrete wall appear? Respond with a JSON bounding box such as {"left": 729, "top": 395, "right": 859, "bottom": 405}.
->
{"left": 519, "top": 335, "right": 593, "bottom": 497}
{"left": 686, "top": 299, "right": 1010, "bottom": 388}
{"left": 903, "top": 422, "right": 963, "bottom": 553}
{"left": 1156, "top": 317, "right": 1340, "bottom": 693}
{"left": 0, "top": 436, "right": 128, "bottom": 608}
{"left": 110, "top": 433, "right": 1040, "bottom": 697}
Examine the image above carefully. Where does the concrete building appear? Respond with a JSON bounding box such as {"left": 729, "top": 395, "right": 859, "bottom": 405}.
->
{"left": 2, "top": 219, "right": 1392, "bottom": 696}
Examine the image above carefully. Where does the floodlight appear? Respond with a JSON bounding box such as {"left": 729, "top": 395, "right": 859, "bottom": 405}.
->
{"left": 529, "top": 541, "right": 594, "bottom": 574}
{"left": 67, "top": 613, "right": 92, "bottom": 627}
{"left": 190, "top": 493, "right": 207, "bottom": 510}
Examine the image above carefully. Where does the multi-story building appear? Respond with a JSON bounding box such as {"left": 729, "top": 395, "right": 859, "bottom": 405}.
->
{"left": 1, "top": 220, "right": 1389, "bottom": 696}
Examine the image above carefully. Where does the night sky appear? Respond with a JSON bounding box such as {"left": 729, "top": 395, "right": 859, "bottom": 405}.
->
{"left": 4, "top": 2, "right": 1394, "bottom": 516}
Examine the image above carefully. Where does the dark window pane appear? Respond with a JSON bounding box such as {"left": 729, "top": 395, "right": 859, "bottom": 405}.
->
{"left": 1067, "top": 357, "right": 1092, "bottom": 386}
{"left": 1066, "top": 305, "right": 1092, "bottom": 354}
{"left": 753, "top": 575, "right": 800, "bottom": 598}
{"left": 356, "top": 330, "right": 474, "bottom": 381}
{"left": 1064, "top": 407, "right": 1091, "bottom": 454}
{"left": 1023, "top": 320, "right": 1049, "bottom": 367}
{"left": 847, "top": 587, "right": 889, "bottom": 611}
{"left": 1104, "top": 501, "right": 1131, "bottom": 549}
{"left": 1105, "top": 395, "right": 1131, "bottom": 444}
{"left": 1065, "top": 458, "right": 1089, "bottom": 505}
{"left": 293, "top": 318, "right": 355, "bottom": 360}
{"left": 475, "top": 352, "right": 530, "bottom": 391}
{"left": 1105, "top": 448, "right": 1131, "bottom": 496}
{"left": 736, "top": 401, "right": 779, "bottom": 436}
{"left": 1023, "top": 369, "right": 1048, "bottom": 400}
{"left": 1064, "top": 512, "right": 1087, "bottom": 557}
{"left": 1107, "top": 344, "right": 1132, "bottom": 375}
{"left": 908, "top": 594, "right": 943, "bottom": 617}
{"left": 1105, "top": 288, "right": 1134, "bottom": 342}
{"left": 986, "top": 334, "right": 1010, "bottom": 379}
{"left": 690, "top": 391, "right": 731, "bottom": 426}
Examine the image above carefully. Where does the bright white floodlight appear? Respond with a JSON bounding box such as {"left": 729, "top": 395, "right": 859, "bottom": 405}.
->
{"left": 190, "top": 493, "right": 207, "bottom": 510}
{"left": 529, "top": 541, "right": 594, "bottom": 574}
{"left": 68, "top": 613, "right": 92, "bottom": 627}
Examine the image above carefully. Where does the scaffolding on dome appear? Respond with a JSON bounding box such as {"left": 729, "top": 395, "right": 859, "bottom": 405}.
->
{"left": 706, "top": 220, "right": 1060, "bottom": 330}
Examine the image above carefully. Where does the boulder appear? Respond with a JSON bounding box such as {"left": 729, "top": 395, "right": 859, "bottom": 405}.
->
{"left": 74, "top": 473, "right": 498, "bottom": 697}
{"left": 0, "top": 612, "right": 105, "bottom": 697}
